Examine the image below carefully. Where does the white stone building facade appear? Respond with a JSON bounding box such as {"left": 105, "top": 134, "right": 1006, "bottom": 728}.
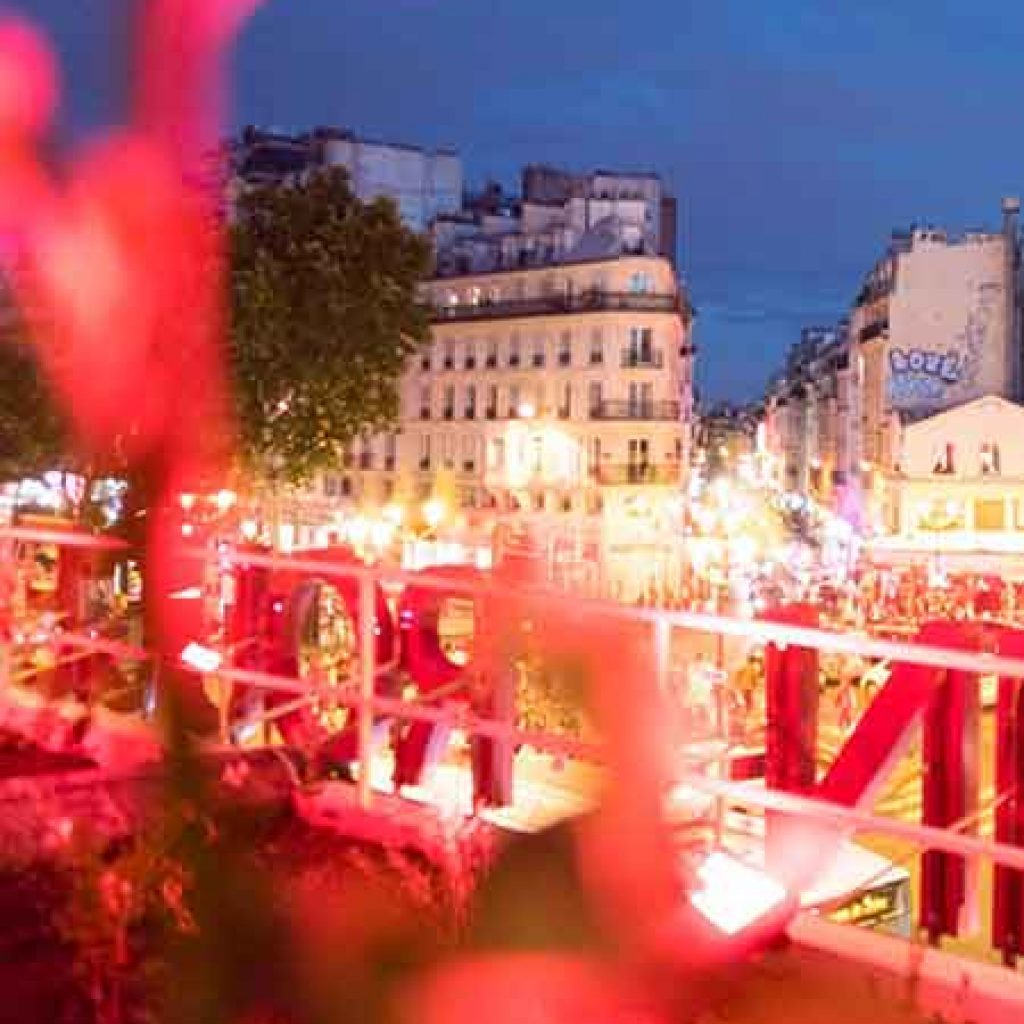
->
{"left": 326, "top": 254, "right": 693, "bottom": 523}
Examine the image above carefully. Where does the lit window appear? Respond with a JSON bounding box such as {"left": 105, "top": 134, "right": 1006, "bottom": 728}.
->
{"left": 975, "top": 498, "right": 1005, "bottom": 531}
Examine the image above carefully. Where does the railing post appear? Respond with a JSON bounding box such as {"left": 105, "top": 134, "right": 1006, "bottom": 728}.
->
{"left": 357, "top": 568, "right": 376, "bottom": 809}
{"left": 653, "top": 615, "right": 671, "bottom": 696}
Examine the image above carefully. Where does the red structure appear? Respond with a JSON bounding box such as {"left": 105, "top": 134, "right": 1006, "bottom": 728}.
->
{"left": 917, "top": 622, "right": 983, "bottom": 944}
{"left": 762, "top": 604, "right": 820, "bottom": 884}
{"left": 993, "top": 626, "right": 1024, "bottom": 965}
{"left": 392, "top": 566, "right": 481, "bottom": 789}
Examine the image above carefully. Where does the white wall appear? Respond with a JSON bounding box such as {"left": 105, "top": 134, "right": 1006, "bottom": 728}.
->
{"left": 901, "top": 395, "right": 1024, "bottom": 478}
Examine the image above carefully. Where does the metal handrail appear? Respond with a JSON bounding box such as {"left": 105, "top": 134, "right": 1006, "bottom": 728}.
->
{"left": 10, "top": 526, "right": 1024, "bottom": 907}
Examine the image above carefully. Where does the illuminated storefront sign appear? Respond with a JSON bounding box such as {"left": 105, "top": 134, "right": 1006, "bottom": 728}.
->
{"left": 828, "top": 881, "right": 905, "bottom": 930}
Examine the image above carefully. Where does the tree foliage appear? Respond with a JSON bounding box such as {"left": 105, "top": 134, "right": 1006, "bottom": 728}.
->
{"left": 229, "top": 168, "right": 431, "bottom": 486}
{"left": 0, "top": 330, "right": 69, "bottom": 483}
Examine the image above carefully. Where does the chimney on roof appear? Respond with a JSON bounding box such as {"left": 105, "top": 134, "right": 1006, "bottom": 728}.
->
{"left": 1004, "top": 198, "right": 1022, "bottom": 400}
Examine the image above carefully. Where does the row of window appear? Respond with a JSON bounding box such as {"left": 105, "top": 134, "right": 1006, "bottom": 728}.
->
{"left": 930, "top": 442, "right": 1003, "bottom": 476}
{"left": 326, "top": 474, "right": 609, "bottom": 515}
{"left": 914, "top": 496, "right": 1024, "bottom": 533}
{"left": 420, "top": 327, "right": 658, "bottom": 372}
{"left": 432, "top": 271, "right": 657, "bottom": 310}
{"left": 417, "top": 381, "right": 658, "bottom": 421}
{"left": 323, "top": 435, "right": 675, "bottom": 481}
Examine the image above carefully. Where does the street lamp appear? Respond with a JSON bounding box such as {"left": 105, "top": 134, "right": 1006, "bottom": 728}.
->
{"left": 423, "top": 498, "right": 445, "bottom": 531}
{"left": 214, "top": 489, "right": 237, "bottom": 514}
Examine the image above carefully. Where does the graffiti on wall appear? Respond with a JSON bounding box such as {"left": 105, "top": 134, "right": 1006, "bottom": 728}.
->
{"left": 887, "top": 279, "right": 1001, "bottom": 409}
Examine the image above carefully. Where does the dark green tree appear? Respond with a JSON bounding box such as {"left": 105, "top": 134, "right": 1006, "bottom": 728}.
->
{"left": 0, "top": 331, "right": 69, "bottom": 484}
{"left": 229, "top": 168, "right": 432, "bottom": 486}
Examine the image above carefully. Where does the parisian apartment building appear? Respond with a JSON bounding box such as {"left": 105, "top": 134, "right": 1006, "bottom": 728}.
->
{"left": 327, "top": 167, "right": 692, "bottom": 522}
{"left": 763, "top": 197, "right": 1024, "bottom": 539}
{"left": 223, "top": 127, "right": 693, "bottom": 545}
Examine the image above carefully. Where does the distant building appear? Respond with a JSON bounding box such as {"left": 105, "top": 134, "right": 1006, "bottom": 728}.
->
{"left": 521, "top": 165, "right": 678, "bottom": 266}
{"left": 696, "top": 402, "right": 760, "bottom": 480}
{"left": 764, "top": 323, "right": 857, "bottom": 507}
{"left": 228, "top": 126, "right": 463, "bottom": 231}
{"left": 431, "top": 164, "right": 678, "bottom": 278}
{"left": 870, "top": 394, "right": 1024, "bottom": 574}
{"left": 761, "top": 198, "right": 1024, "bottom": 536}
{"left": 852, "top": 200, "right": 1023, "bottom": 477}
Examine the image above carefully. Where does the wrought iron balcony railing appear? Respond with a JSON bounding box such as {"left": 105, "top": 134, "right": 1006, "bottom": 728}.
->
{"left": 427, "top": 290, "right": 681, "bottom": 323}
{"left": 621, "top": 349, "right": 664, "bottom": 369}
{"left": 593, "top": 463, "right": 680, "bottom": 485}
{"left": 589, "top": 400, "right": 681, "bottom": 421}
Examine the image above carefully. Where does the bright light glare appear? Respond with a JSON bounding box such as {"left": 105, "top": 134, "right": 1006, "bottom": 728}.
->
{"left": 169, "top": 587, "right": 202, "bottom": 601}
{"left": 181, "top": 642, "right": 222, "bottom": 674}
{"left": 517, "top": 401, "right": 536, "bottom": 419}
{"left": 423, "top": 498, "right": 445, "bottom": 529}
{"left": 215, "top": 489, "right": 236, "bottom": 512}
{"left": 689, "top": 851, "right": 787, "bottom": 936}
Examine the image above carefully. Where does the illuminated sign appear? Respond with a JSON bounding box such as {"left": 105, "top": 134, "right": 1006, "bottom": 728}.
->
{"left": 828, "top": 881, "right": 903, "bottom": 928}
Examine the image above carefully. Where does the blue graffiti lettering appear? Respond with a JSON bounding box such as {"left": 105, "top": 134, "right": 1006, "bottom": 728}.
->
{"left": 887, "top": 347, "right": 963, "bottom": 386}
{"left": 940, "top": 353, "right": 962, "bottom": 383}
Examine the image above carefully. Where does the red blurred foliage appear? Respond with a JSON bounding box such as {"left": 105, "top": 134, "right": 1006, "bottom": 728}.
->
{"left": 0, "top": 5, "right": 255, "bottom": 671}
{"left": 0, "top": 8, "right": 798, "bottom": 1019}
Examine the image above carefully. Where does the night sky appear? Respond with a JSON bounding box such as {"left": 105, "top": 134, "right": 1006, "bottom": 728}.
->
{"left": 20, "top": 0, "right": 1024, "bottom": 402}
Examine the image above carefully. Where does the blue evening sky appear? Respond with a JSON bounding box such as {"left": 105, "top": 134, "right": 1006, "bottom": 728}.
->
{"left": 19, "top": 0, "right": 1024, "bottom": 402}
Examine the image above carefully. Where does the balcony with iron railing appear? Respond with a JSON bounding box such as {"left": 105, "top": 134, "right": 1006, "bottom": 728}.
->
{"left": 592, "top": 462, "right": 680, "bottom": 485}
{"left": 589, "top": 399, "right": 681, "bottom": 421}
{"left": 427, "top": 289, "right": 681, "bottom": 323}
{"left": 621, "top": 348, "right": 664, "bottom": 369}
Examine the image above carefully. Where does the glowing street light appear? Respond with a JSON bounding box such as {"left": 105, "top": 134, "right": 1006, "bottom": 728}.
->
{"left": 383, "top": 502, "right": 405, "bottom": 526}
{"left": 517, "top": 401, "right": 536, "bottom": 420}
{"left": 214, "top": 488, "right": 237, "bottom": 513}
{"left": 423, "top": 498, "right": 445, "bottom": 531}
